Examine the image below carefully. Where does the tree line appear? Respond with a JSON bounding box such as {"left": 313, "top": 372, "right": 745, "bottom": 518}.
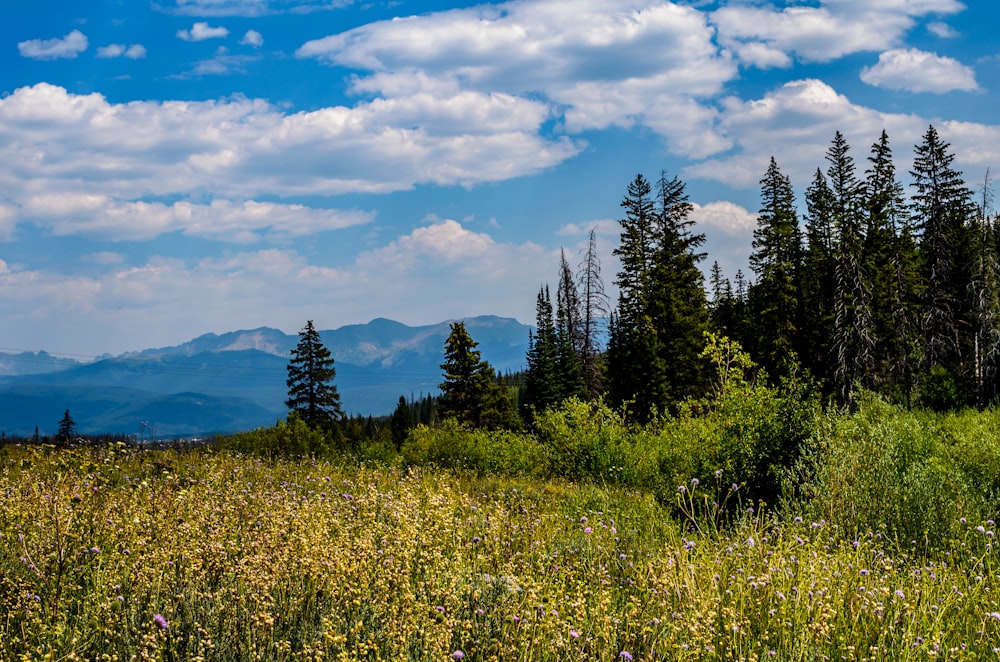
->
{"left": 525, "top": 125, "right": 1000, "bottom": 419}
{"left": 285, "top": 124, "right": 999, "bottom": 441}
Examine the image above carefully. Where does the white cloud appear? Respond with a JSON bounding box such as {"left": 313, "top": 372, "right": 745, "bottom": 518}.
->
{"left": 0, "top": 221, "right": 552, "bottom": 355}
{"left": 0, "top": 83, "right": 579, "bottom": 238}
{"left": 712, "top": 0, "right": 965, "bottom": 65}
{"left": 298, "top": 0, "right": 736, "bottom": 153}
{"left": 20, "top": 195, "right": 374, "bottom": 242}
{"left": 97, "top": 43, "right": 147, "bottom": 59}
{"left": 683, "top": 79, "right": 926, "bottom": 189}
{"left": 861, "top": 48, "right": 979, "bottom": 93}
{"left": 690, "top": 201, "right": 758, "bottom": 237}
{"left": 177, "top": 22, "right": 230, "bottom": 41}
{"left": 18, "top": 30, "right": 88, "bottom": 60}
{"left": 240, "top": 29, "right": 264, "bottom": 47}
{"left": 683, "top": 78, "right": 1000, "bottom": 193}
{"left": 97, "top": 44, "right": 126, "bottom": 58}
{"left": 928, "top": 21, "right": 959, "bottom": 38}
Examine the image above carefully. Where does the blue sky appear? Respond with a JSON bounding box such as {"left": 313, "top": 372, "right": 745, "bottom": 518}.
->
{"left": 2, "top": 0, "right": 998, "bottom": 357}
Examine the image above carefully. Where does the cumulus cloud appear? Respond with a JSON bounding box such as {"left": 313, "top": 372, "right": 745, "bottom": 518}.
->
{"left": 240, "top": 29, "right": 264, "bottom": 47}
{"left": 928, "top": 21, "right": 959, "bottom": 38}
{"left": 18, "top": 30, "right": 88, "bottom": 60}
{"left": 20, "top": 195, "right": 374, "bottom": 242}
{"left": 861, "top": 48, "right": 979, "bottom": 93}
{"left": 97, "top": 43, "right": 147, "bottom": 59}
{"left": 0, "top": 83, "right": 579, "bottom": 238}
{"left": 683, "top": 78, "right": 1000, "bottom": 191}
{"left": 298, "top": 0, "right": 736, "bottom": 154}
{"left": 712, "top": 0, "right": 965, "bottom": 65}
{"left": 177, "top": 22, "right": 229, "bottom": 41}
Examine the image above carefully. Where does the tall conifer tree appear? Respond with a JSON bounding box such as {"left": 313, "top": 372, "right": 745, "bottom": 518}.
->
{"left": 286, "top": 320, "right": 344, "bottom": 434}
{"left": 748, "top": 157, "right": 801, "bottom": 378}
{"left": 910, "top": 125, "right": 975, "bottom": 390}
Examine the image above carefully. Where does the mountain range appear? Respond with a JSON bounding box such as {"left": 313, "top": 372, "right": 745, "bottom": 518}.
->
{"left": 0, "top": 316, "right": 530, "bottom": 438}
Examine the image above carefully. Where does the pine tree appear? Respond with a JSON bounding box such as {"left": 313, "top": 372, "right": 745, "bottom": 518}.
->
{"left": 286, "top": 320, "right": 344, "bottom": 434}
{"left": 911, "top": 125, "right": 975, "bottom": 396}
{"left": 800, "top": 167, "right": 836, "bottom": 388}
{"left": 523, "top": 286, "right": 560, "bottom": 413}
{"left": 555, "top": 252, "right": 587, "bottom": 401}
{"left": 56, "top": 409, "right": 76, "bottom": 446}
{"left": 748, "top": 157, "right": 801, "bottom": 378}
{"left": 439, "top": 321, "right": 519, "bottom": 429}
{"left": 647, "top": 170, "right": 710, "bottom": 403}
{"left": 389, "top": 395, "right": 413, "bottom": 448}
{"left": 827, "top": 132, "right": 875, "bottom": 406}
{"left": 865, "top": 130, "right": 921, "bottom": 404}
{"left": 608, "top": 174, "right": 667, "bottom": 416}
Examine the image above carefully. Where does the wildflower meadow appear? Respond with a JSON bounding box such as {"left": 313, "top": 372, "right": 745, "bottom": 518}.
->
{"left": 3, "top": 399, "right": 1000, "bottom": 662}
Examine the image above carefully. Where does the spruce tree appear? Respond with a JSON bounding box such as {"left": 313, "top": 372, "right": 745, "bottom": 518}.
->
{"left": 865, "top": 130, "right": 920, "bottom": 404}
{"left": 647, "top": 170, "right": 710, "bottom": 403}
{"left": 910, "top": 125, "right": 975, "bottom": 397}
{"left": 286, "top": 320, "right": 344, "bottom": 434}
{"left": 523, "top": 286, "right": 560, "bottom": 413}
{"left": 827, "top": 132, "right": 875, "bottom": 406}
{"left": 389, "top": 395, "right": 413, "bottom": 448}
{"left": 748, "top": 157, "right": 801, "bottom": 379}
{"left": 608, "top": 173, "right": 667, "bottom": 417}
{"left": 439, "top": 321, "right": 520, "bottom": 429}
{"left": 800, "top": 167, "right": 836, "bottom": 389}
{"left": 56, "top": 409, "right": 76, "bottom": 446}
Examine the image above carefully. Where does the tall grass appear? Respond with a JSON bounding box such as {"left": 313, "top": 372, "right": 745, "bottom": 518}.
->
{"left": 3, "top": 441, "right": 1000, "bottom": 660}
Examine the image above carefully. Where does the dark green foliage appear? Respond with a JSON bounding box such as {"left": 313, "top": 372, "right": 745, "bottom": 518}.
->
{"left": 911, "top": 125, "right": 976, "bottom": 386}
{"left": 56, "top": 409, "right": 76, "bottom": 446}
{"left": 523, "top": 286, "right": 560, "bottom": 414}
{"left": 799, "top": 167, "right": 837, "bottom": 388}
{"left": 389, "top": 396, "right": 413, "bottom": 448}
{"left": 439, "top": 321, "right": 521, "bottom": 430}
{"left": 865, "top": 131, "right": 921, "bottom": 406}
{"left": 286, "top": 320, "right": 344, "bottom": 436}
{"left": 747, "top": 157, "right": 802, "bottom": 379}
{"left": 827, "top": 132, "right": 875, "bottom": 406}
{"left": 608, "top": 171, "right": 710, "bottom": 419}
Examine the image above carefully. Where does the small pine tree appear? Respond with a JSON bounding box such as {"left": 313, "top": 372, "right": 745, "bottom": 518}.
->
{"left": 286, "top": 320, "right": 344, "bottom": 435}
{"left": 56, "top": 409, "right": 76, "bottom": 446}
{"left": 439, "top": 321, "right": 519, "bottom": 430}
{"left": 389, "top": 395, "right": 413, "bottom": 448}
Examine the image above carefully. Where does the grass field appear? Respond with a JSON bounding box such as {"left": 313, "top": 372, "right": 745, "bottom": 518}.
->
{"left": 2, "top": 442, "right": 1000, "bottom": 661}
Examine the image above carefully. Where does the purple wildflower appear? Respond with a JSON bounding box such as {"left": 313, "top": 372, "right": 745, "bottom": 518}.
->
{"left": 451, "top": 651, "right": 465, "bottom": 660}
{"left": 619, "top": 652, "right": 633, "bottom": 661}
{"left": 153, "top": 614, "right": 169, "bottom": 630}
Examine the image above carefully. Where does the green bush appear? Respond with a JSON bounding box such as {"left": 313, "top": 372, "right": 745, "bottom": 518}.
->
{"left": 219, "top": 412, "right": 332, "bottom": 458}
{"left": 400, "top": 418, "right": 544, "bottom": 476}
{"left": 790, "top": 395, "right": 996, "bottom": 547}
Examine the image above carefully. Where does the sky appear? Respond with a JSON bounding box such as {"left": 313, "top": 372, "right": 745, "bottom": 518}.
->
{"left": 2, "top": 0, "right": 1000, "bottom": 358}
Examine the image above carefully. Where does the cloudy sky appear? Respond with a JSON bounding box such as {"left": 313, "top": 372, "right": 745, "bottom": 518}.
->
{"left": 2, "top": 0, "right": 999, "bottom": 357}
